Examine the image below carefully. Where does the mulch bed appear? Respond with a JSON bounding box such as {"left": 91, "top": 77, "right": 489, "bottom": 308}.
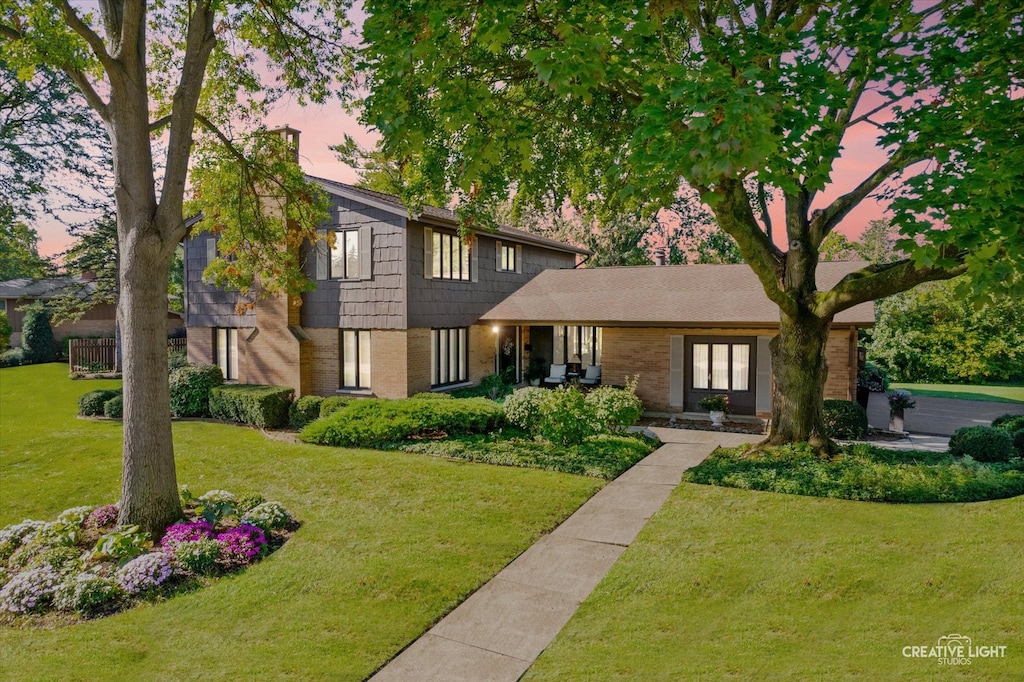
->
{"left": 639, "top": 417, "right": 767, "bottom": 436}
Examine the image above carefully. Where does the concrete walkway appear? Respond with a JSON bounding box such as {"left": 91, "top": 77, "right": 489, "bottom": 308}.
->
{"left": 369, "top": 428, "right": 753, "bottom": 682}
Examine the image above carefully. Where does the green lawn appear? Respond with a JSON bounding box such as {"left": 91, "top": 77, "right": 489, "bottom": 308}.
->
{"left": 526, "top": 483, "right": 1023, "bottom": 681}
{"left": 891, "top": 382, "right": 1024, "bottom": 404}
{"left": 0, "top": 364, "right": 602, "bottom": 680}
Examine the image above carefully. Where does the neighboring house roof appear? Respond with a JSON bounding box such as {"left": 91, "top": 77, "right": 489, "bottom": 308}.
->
{"left": 0, "top": 277, "right": 96, "bottom": 300}
{"left": 480, "top": 261, "right": 876, "bottom": 327}
{"left": 309, "top": 176, "right": 592, "bottom": 257}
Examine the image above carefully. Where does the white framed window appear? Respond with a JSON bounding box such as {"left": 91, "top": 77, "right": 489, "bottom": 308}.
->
{"left": 340, "top": 329, "right": 371, "bottom": 389}
{"left": 691, "top": 342, "right": 751, "bottom": 392}
{"left": 431, "top": 328, "right": 468, "bottom": 386}
{"left": 215, "top": 328, "right": 238, "bottom": 381}
{"left": 330, "top": 230, "right": 360, "bottom": 279}
{"left": 495, "top": 240, "right": 521, "bottom": 273}
{"left": 552, "top": 326, "right": 603, "bottom": 367}
{"left": 432, "top": 231, "right": 470, "bottom": 281}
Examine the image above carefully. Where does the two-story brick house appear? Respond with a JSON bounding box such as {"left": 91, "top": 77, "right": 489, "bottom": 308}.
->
{"left": 184, "top": 177, "right": 589, "bottom": 399}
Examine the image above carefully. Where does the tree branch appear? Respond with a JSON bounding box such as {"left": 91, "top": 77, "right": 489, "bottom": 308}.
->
{"left": 811, "top": 147, "right": 928, "bottom": 244}
{"left": 58, "top": 0, "right": 117, "bottom": 73}
{"left": 815, "top": 254, "right": 967, "bottom": 318}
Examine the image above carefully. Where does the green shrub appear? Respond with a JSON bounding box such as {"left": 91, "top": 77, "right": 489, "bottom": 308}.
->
{"left": 171, "top": 538, "right": 222, "bottom": 575}
{"left": 503, "top": 387, "right": 548, "bottom": 434}
{"left": 822, "top": 399, "right": 868, "bottom": 439}
{"left": 991, "top": 414, "right": 1024, "bottom": 433}
{"left": 0, "top": 348, "right": 26, "bottom": 367}
{"left": 103, "top": 394, "right": 124, "bottom": 419}
{"left": 209, "top": 384, "right": 294, "bottom": 429}
{"left": 948, "top": 426, "right": 1015, "bottom": 463}
{"left": 585, "top": 384, "right": 644, "bottom": 432}
{"left": 79, "top": 389, "right": 122, "bottom": 417}
{"left": 54, "top": 573, "right": 124, "bottom": 616}
{"left": 538, "top": 386, "right": 599, "bottom": 446}
{"left": 167, "top": 349, "right": 188, "bottom": 371}
{"left": 857, "top": 361, "right": 889, "bottom": 392}
{"left": 0, "top": 309, "right": 11, "bottom": 351}
{"left": 319, "top": 395, "right": 353, "bottom": 418}
{"left": 289, "top": 395, "right": 324, "bottom": 430}
{"left": 300, "top": 397, "right": 505, "bottom": 448}
{"left": 240, "top": 501, "right": 293, "bottom": 532}
{"left": 237, "top": 494, "right": 266, "bottom": 513}
{"left": 409, "top": 392, "right": 454, "bottom": 400}
{"left": 169, "top": 364, "right": 223, "bottom": 417}
{"left": 20, "top": 303, "right": 56, "bottom": 364}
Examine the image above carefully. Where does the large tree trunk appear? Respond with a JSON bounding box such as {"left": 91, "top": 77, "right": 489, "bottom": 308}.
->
{"left": 766, "top": 310, "right": 835, "bottom": 453}
{"left": 116, "top": 225, "right": 181, "bottom": 535}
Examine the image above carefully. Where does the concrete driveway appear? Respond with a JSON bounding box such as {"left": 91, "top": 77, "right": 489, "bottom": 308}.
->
{"left": 864, "top": 393, "right": 1024, "bottom": 436}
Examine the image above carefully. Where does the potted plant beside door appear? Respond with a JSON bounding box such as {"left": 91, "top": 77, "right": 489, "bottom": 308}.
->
{"left": 697, "top": 394, "right": 730, "bottom": 427}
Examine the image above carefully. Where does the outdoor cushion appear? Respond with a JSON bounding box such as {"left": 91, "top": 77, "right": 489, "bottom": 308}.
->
{"left": 580, "top": 365, "right": 602, "bottom": 385}
{"left": 543, "top": 364, "right": 567, "bottom": 384}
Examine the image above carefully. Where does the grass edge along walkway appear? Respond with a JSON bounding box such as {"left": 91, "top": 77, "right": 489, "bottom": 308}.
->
{"left": 370, "top": 429, "right": 752, "bottom": 681}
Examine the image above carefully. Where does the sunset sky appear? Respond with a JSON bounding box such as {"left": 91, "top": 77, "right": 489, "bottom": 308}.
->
{"left": 33, "top": 92, "right": 894, "bottom": 260}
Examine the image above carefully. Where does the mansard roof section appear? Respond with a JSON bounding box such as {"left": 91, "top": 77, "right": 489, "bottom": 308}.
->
{"left": 308, "top": 176, "right": 591, "bottom": 257}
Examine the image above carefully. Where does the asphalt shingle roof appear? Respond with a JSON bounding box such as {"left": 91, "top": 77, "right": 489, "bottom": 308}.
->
{"left": 0, "top": 277, "right": 95, "bottom": 300}
{"left": 480, "top": 261, "right": 876, "bottom": 326}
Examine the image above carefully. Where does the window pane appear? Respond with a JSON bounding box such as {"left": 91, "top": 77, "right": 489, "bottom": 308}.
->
{"left": 228, "top": 330, "right": 238, "bottom": 381}
{"left": 459, "top": 328, "right": 468, "bottom": 380}
{"left": 553, "top": 326, "right": 566, "bottom": 364}
{"left": 594, "top": 328, "right": 603, "bottom": 365}
{"left": 692, "top": 344, "right": 709, "bottom": 389}
{"left": 732, "top": 344, "right": 750, "bottom": 391}
{"left": 330, "top": 234, "right": 345, "bottom": 278}
{"left": 431, "top": 330, "right": 439, "bottom": 385}
{"left": 449, "top": 329, "right": 458, "bottom": 381}
{"left": 342, "top": 330, "right": 357, "bottom": 387}
{"left": 433, "top": 232, "right": 442, "bottom": 278}
{"left": 216, "top": 329, "right": 228, "bottom": 377}
{"left": 359, "top": 331, "right": 371, "bottom": 388}
{"left": 711, "top": 344, "right": 730, "bottom": 389}
{"left": 580, "top": 326, "right": 593, "bottom": 367}
{"left": 346, "top": 231, "right": 359, "bottom": 278}
{"left": 439, "top": 330, "right": 449, "bottom": 383}
{"left": 460, "top": 240, "right": 470, "bottom": 280}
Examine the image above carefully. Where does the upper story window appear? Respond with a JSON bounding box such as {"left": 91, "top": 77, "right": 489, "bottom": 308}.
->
{"left": 331, "top": 230, "right": 360, "bottom": 279}
{"left": 496, "top": 240, "right": 522, "bottom": 273}
{"left": 433, "top": 231, "right": 470, "bottom": 281}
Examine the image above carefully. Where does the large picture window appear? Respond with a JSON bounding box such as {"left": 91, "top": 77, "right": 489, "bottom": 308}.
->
{"left": 552, "top": 326, "right": 603, "bottom": 367}
{"left": 330, "top": 230, "right": 360, "bottom": 279}
{"left": 340, "top": 329, "right": 371, "bottom": 389}
{"left": 432, "top": 231, "right": 470, "bottom": 280}
{"left": 432, "top": 328, "right": 468, "bottom": 386}
{"left": 215, "top": 328, "right": 238, "bottom": 381}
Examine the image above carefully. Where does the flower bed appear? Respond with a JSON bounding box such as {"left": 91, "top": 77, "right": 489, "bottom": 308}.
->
{"left": 0, "top": 488, "right": 297, "bottom": 623}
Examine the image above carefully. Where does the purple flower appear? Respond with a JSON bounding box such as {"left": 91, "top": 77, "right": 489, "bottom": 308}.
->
{"left": 216, "top": 525, "right": 267, "bottom": 566}
{"left": 85, "top": 505, "right": 119, "bottom": 529}
{"left": 160, "top": 520, "right": 214, "bottom": 552}
{"left": 115, "top": 553, "right": 174, "bottom": 595}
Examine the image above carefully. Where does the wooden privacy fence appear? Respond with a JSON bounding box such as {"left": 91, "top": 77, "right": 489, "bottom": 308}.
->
{"left": 69, "top": 337, "right": 187, "bottom": 373}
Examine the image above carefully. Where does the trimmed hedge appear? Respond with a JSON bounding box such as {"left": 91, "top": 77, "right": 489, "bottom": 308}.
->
{"left": 300, "top": 397, "right": 505, "bottom": 448}
{"left": 991, "top": 413, "right": 1024, "bottom": 431}
{"left": 79, "top": 389, "right": 122, "bottom": 417}
{"left": 209, "top": 384, "right": 294, "bottom": 429}
{"left": 289, "top": 395, "right": 324, "bottom": 430}
{"left": 103, "top": 394, "right": 124, "bottom": 419}
{"left": 319, "top": 396, "right": 352, "bottom": 419}
{"left": 823, "top": 399, "right": 868, "bottom": 439}
{"left": 949, "top": 426, "right": 1016, "bottom": 463}
{"left": 170, "top": 365, "right": 223, "bottom": 417}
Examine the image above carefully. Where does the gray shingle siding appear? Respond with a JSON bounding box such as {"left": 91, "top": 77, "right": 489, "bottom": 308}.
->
{"left": 407, "top": 222, "right": 576, "bottom": 329}
{"left": 184, "top": 234, "right": 255, "bottom": 328}
{"left": 299, "top": 195, "right": 407, "bottom": 330}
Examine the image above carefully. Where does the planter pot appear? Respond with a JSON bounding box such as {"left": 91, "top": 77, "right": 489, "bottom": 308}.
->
{"left": 709, "top": 410, "right": 725, "bottom": 427}
{"left": 529, "top": 378, "right": 541, "bottom": 387}
{"left": 889, "top": 408, "right": 905, "bottom": 432}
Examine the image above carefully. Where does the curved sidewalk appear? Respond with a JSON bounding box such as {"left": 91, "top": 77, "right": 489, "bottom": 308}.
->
{"left": 369, "top": 428, "right": 754, "bottom": 682}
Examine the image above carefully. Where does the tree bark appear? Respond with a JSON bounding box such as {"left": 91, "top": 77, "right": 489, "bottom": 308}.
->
{"left": 766, "top": 310, "right": 835, "bottom": 453}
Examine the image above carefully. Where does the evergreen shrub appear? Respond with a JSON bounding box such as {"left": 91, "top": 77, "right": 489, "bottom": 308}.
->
{"left": 289, "top": 395, "right": 324, "bottom": 430}
{"left": 318, "top": 395, "right": 352, "bottom": 418}
{"left": 20, "top": 304, "right": 56, "bottom": 363}
{"left": 79, "top": 389, "right": 122, "bottom": 417}
{"left": 103, "top": 394, "right": 123, "bottom": 418}
{"left": 169, "top": 364, "right": 223, "bottom": 417}
{"left": 209, "top": 384, "right": 294, "bottom": 428}
{"left": 948, "top": 426, "right": 1015, "bottom": 463}
{"left": 822, "top": 399, "right": 868, "bottom": 439}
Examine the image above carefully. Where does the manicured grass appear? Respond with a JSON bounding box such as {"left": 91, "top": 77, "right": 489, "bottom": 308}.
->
{"left": 0, "top": 364, "right": 602, "bottom": 680}
{"left": 526, "top": 483, "right": 1023, "bottom": 681}
{"left": 892, "top": 382, "right": 1024, "bottom": 404}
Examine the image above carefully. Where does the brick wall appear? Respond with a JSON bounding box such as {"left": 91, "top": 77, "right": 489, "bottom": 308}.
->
{"left": 468, "top": 324, "right": 496, "bottom": 385}
{"left": 374, "top": 329, "right": 414, "bottom": 398}
{"left": 188, "top": 327, "right": 214, "bottom": 366}
{"left": 602, "top": 326, "right": 858, "bottom": 413}
{"left": 245, "top": 294, "right": 303, "bottom": 390}
{"left": 304, "top": 327, "right": 340, "bottom": 396}
{"left": 406, "top": 328, "right": 433, "bottom": 396}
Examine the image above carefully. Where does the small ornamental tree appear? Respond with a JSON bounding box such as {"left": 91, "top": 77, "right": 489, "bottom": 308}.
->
{"left": 20, "top": 302, "right": 56, "bottom": 363}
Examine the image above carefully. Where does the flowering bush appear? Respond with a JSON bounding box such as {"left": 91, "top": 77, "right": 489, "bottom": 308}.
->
{"left": 25, "top": 546, "right": 83, "bottom": 575}
{"left": 237, "top": 493, "right": 266, "bottom": 513}
{"left": 34, "top": 521, "right": 81, "bottom": 548}
{"left": 240, "top": 501, "right": 292, "bottom": 532}
{"left": 56, "top": 506, "right": 95, "bottom": 526}
{"left": 0, "top": 520, "right": 47, "bottom": 561}
{"left": 195, "top": 490, "right": 238, "bottom": 525}
{"left": 160, "top": 520, "right": 215, "bottom": 552}
{"left": 54, "top": 573, "right": 123, "bottom": 616}
{"left": 538, "top": 386, "right": 600, "bottom": 446}
{"left": 171, "top": 538, "right": 222, "bottom": 575}
{"left": 697, "top": 394, "right": 729, "bottom": 412}
{"left": 84, "top": 505, "right": 119, "bottom": 529}
{"left": 887, "top": 389, "right": 916, "bottom": 412}
{"left": 503, "top": 387, "right": 548, "bottom": 435}
{"left": 585, "top": 380, "right": 644, "bottom": 432}
{"left": 0, "top": 566, "right": 61, "bottom": 613}
{"left": 217, "top": 525, "right": 267, "bottom": 566}
{"left": 115, "top": 552, "right": 174, "bottom": 595}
